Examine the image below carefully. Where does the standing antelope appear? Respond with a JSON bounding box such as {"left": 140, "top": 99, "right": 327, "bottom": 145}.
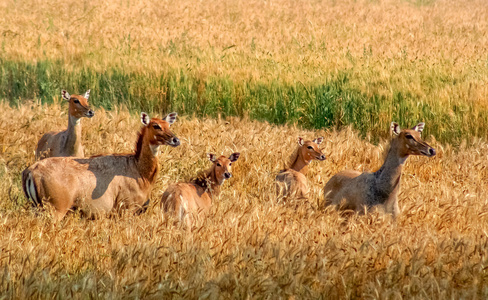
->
{"left": 276, "top": 137, "right": 326, "bottom": 200}
{"left": 161, "top": 152, "right": 240, "bottom": 226}
{"left": 36, "top": 89, "right": 94, "bottom": 160}
{"left": 323, "top": 122, "right": 436, "bottom": 217}
{"left": 22, "top": 112, "right": 180, "bottom": 220}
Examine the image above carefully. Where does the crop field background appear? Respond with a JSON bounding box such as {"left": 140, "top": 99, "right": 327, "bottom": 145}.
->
{"left": 1, "top": 0, "right": 488, "bottom": 298}
{"left": 0, "top": 0, "right": 488, "bottom": 144}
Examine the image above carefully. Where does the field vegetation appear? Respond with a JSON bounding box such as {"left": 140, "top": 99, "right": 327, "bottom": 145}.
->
{"left": 1, "top": 103, "right": 488, "bottom": 298}
{"left": 0, "top": 0, "right": 487, "bottom": 144}
{"left": 1, "top": 0, "right": 488, "bottom": 298}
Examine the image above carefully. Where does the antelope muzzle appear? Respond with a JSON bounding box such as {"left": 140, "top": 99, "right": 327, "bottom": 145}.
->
{"left": 168, "top": 136, "right": 180, "bottom": 147}
{"left": 316, "top": 154, "right": 326, "bottom": 161}
{"left": 85, "top": 110, "right": 95, "bottom": 118}
{"left": 420, "top": 143, "right": 436, "bottom": 157}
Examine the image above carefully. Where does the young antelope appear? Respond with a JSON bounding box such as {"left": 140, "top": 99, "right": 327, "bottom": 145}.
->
{"left": 276, "top": 137, "right": 326, "bottom": 201}
{"left": 161, "top": 152, "right": 240, "bottom": 227}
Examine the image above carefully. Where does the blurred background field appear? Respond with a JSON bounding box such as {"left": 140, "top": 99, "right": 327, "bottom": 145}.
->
{"left": 0, "top": 0, "right": 487, "bottom": 144}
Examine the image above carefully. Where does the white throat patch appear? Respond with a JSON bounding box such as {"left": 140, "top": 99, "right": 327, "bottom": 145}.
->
{"left": 150, "top": 144, "right": 160, "bottom": 156}
{"left": 69, "top": 115, "right": 81, "bottom": 126}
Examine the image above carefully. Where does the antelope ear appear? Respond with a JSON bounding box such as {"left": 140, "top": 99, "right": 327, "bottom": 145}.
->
{"left": 84, "top": 89, "right": 91, "bottom": 99}
{"left": 164, "top": 112, "right": 177, "bottom": 125}
{"left": 412, "top": 122, "right": 425, "bottom": 133}
{"left": 61, "top": 90, "right": 70, "bottom": 101}
{"left": 297, "top": 137, "right": 304, "bottom": 146}
{"left": 229, "top": 152, "right": 240, "bottom": 162}
{"left": 141, "top": 112, "right": 150, "bottom": 126}
{"left": 390, "top": 122, "right": 401, "bottom": 136}
{"left": 207, "top": 153, "right": 217, "bottom": 162}
{"left": 313, "top": 137, "right": 324, "bottom": 145}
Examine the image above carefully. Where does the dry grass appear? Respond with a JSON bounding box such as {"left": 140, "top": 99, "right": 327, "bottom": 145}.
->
{"left": 1, "top": 102, "right": 488, "bottom": 298}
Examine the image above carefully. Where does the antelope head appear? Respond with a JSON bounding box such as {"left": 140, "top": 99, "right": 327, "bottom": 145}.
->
{"left": 207, "top": 152, "right": 240, "bottom": 185}
{"left": 298, "top": 137, "right": 326, "bottom": 162}
{"left": 391, "top": 122, "right": 436, "bottom": 157}
{"left": 141, "top": 112, "right": 180, "bottom": 153}
{"left": 62, "top": 89, "right": 95, "bottom": 119}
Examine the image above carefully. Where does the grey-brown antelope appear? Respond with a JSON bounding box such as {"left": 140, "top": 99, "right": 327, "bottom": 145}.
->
{"left": 22, "top": 112, "right": 180, "bottom": 220}
{"left": 36, "top": 89, "right": 94, "bottom": 160}
{"left": 161, "top": 152, "right": 240, "bottom": 226}
{"left": 276, "top": 137, "right": 326, "bottom": 200}
{"left": 323, "top": 122, "right": 436, "bottom": 217}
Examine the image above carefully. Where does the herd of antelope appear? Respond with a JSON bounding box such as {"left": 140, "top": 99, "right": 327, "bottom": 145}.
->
{"left": 21, "top": 90, "right": 437, "bottom": 224}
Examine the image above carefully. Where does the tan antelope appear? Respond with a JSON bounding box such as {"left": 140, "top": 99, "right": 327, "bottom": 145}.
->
{"left": 323, "top": 122, "right": 436, "bottom": 217}
{"left": 276, "top": 137, "right": 326, "bottom": 200}
{"left": 36, "top": 89, "right": 94, "bottom": 160}
{"left": 161, "top": 152, "right": 240, "bottom": 226}
{"left": 22, "top": 112, "right": 180, "bottom": 220}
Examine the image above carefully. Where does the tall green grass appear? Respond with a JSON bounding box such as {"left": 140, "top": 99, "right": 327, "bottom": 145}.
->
{"left": 1, "top": 58, "right": 486, "bottom": 144}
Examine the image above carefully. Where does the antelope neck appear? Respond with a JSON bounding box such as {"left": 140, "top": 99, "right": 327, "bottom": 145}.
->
{"left": 135, "top": 135, "right": 159, "bottom": 183}
{"left": 373, "top": 138, "right": 407, "bottom": 203}
{"left": 290, "top": 149, "right": 311, "bottom": 174}
{"left": 65, "top": 115, "right": 82, "bottom": 151}
{"left": 192, "top": 167, "right": 220, "bottom": 195}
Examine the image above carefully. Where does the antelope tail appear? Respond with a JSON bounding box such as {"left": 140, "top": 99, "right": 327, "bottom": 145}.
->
{"left": 22, "top": 169, "right": 41, "bottom": 207}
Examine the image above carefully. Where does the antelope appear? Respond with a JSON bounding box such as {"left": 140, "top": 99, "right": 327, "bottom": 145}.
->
{"left": 36, "top": 89, "right": 95, "bottom": 160}
{"left": 323, "top": 122, "right": 436, "bottom": 217}
{"left": 22, "top": 112, "right": 180, "bottom": 220}
{"left": 161, "top": 152, "right": 240, "bottom": 226}
{"left": 275, "top": 137, "right": 326, "bottom": 200}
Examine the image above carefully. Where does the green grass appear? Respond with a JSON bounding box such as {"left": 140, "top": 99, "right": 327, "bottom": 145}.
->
{"left": 1, "top": 58, "right": 487, "bottom": 145}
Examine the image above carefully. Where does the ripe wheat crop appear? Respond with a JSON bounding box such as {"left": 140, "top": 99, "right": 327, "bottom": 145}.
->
{"left": 1, "top": 0, "right": 488, "bottom": 297}
{"left": 0, "top": 103, "right": 487, "bottom": 298}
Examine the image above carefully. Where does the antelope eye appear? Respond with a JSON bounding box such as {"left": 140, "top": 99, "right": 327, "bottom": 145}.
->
{"left": 73, "top": 99, "right": 80, "bottom": 104}
{"left": 307, "top": 146, "right": 314, "bottom": 150}
{"left": 152, "top": 124, "right": 161, "bottom": 130}
{"left": 216, "top": 163, "right": 222, "bottom": 167}
{"left": 405, "top": 134, "right": 414, "bottom": 139}
{"left": 229, "top": 163, "right": 232, "bottom": 166}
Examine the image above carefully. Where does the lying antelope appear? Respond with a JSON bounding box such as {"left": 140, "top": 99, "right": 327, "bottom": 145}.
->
{"left": 161, "top": 152, "right": 240, "bottom": 226}
{"left": 22, "top": 112, "right": 180, "bottom": 220}
{"left": 323, "top": 122, "right": 436, "bottom": 217}
{"left": 36, "top": 89, "right": 94, "bottom": 160}
{"left": 276, "top": 137, "right": 326, "bottom": 200}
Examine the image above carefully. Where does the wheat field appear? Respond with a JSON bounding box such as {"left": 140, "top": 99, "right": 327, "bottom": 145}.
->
{"left": 0, "top": 102, "right": 487, "bottom": 298}
{"left": 1, "top": 0, "right": 488, "bottom": 298}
